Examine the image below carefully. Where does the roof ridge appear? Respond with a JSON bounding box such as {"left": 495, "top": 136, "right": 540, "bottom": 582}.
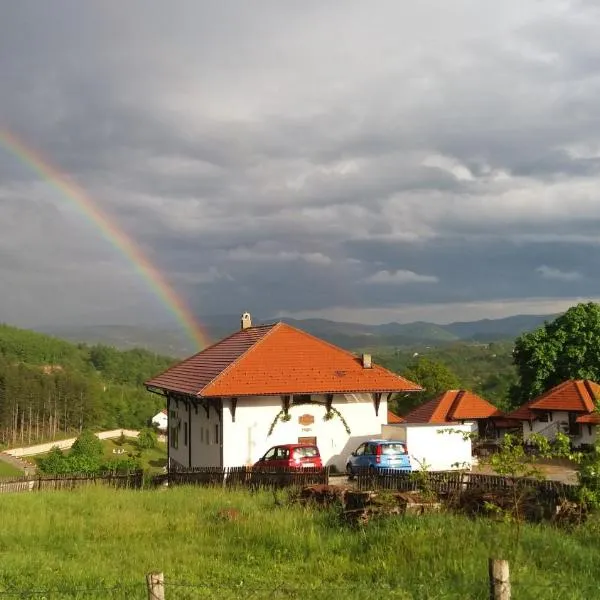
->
{"left": 582, "top": 379, "right": 598, "bottom": 412}
{"left": 197, "top": 323, "right": 281, "bottom": 395}
{"left": 447, "top": 389, "right": 465, "bottom": 421}
{"left": 275, "top": 322, "right": 413, "bottom": 380}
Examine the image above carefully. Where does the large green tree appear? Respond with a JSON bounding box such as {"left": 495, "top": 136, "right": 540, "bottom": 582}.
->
{"left": 390, "top": 356, "right": 461, "bottom": 415}
{"left": 511, "top": 302, "right": 600, "bottom": 405}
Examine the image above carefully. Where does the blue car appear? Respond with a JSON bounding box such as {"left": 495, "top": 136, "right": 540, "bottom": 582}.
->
{"left": 346, "top": 440, "right": 411, "bottom": 477}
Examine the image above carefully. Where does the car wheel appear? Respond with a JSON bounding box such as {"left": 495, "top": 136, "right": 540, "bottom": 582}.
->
{"left": 368, "top": 465, "right": 377, "bottom": 475}
{"left": 346, "top": 463, "right": 354, "bottom": 480}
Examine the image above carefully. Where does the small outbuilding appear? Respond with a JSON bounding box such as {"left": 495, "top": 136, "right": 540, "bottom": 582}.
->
{"left": 382, "top": 422, "right": 474, "bottom": 471}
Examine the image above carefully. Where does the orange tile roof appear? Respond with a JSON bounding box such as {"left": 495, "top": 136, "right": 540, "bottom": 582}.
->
{"left": 403, "top": 390, "right": 501, "bottom": 424}
{"left": 387, "top": 410, "right": 405, "bottom": 424}
{"left": 508, "top": 380, "right": 600, "bottom": 421}
{"left": 146, "top": 322, "right": 421, "bottom": 397}
{"left": 529, "top": 379, "right": 600, "bottom": 413}
{"left": 506, "top": 400, "right": 536, "bottom": 421}
{"left": 576, "top": 413, "right": 600, "bottom": 424}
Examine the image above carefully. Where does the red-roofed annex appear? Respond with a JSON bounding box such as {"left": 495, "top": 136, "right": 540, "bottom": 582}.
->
{"left": 145, "top": 313, "right": 420, "bottom": 470}
{"left": 507, "top": 380, "right": 600, "bottom": 447}
{"left": 403, "top": 390, "right": 507, "bottom": 437}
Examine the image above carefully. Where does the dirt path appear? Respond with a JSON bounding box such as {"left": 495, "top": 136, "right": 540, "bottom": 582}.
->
{"left": 3, "top": 429, "right": 142, "bottom": 458}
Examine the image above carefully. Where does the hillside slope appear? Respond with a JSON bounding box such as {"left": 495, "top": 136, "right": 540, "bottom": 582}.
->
{"left": 0, "top": 324, "right": 175, "bottom": 447}
{"left": 40, "top": 312, "right": 554, "bottom": 355}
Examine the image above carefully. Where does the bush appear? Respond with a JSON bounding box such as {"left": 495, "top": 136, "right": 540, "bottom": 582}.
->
{"left": 37, "top": 446, "right": 69, "bottom": 474}
{"left": 71, "top": 430, "right": 103, "bottom": 459}
{"left": 137, "top": 428, "right": 158, "bottom": 450}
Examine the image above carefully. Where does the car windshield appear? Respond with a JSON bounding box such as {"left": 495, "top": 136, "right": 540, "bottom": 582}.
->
{"left": 380, "top": 443, "right": 407, "bottom": 455}
{"left": 293, "top": 447, "right": 319, "bottom": 458}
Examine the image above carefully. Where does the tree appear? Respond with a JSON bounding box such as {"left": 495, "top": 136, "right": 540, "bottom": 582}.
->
{"left": 511, "top": 302, "right": 600, "bottom": 405}
{"left": 70, "top": 429, "right": 103, "bottom": 459}
{"left": 137, "top": 427, "right": 158, "bottom": 450}
{"left": 391, "top": 356, "right": 461, "bottom": 415}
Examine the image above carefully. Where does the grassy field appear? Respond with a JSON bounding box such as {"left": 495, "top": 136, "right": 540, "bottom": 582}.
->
{"left": 0, "top": 460, "right": 22, "bottom": 477}
{"left": 0, "top": 486, "right": 598, "bottom": 599}
{"left": 101, "top": 437, "right": 167, "bottom": 473}
{"left": 32, "top": 437, "right": 167, "bottom": 474}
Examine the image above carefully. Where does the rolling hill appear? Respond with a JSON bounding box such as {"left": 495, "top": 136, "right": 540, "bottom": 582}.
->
{"left": 39, "top": 312, "right": 555, "bottom": 356}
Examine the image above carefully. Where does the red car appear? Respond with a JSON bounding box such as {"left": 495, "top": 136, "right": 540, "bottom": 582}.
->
{"left": 254, "top": 444, "right": 323, "bottom": 469}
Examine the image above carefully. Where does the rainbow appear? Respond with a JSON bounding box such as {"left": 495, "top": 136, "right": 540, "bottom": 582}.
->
{"left": 0, "top": 129, "right": 209, "bottom": 351}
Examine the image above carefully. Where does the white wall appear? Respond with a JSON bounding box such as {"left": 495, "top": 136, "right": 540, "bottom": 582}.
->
{"left": 221, "top": 393, "right": 389, "bottom": 470}
{"left": 382, "top": 423, "right": 474, "bottom": 471}
{"left": 189, "top": 401, "right": 222, "bottom": 468}
{"left": 152, "top": 412, "right": 168, "bottom": 430}
{"left": 167, "top": 400, "right": 189, "bottom": 468}
{"left": 521, "top": 410, "right": 597, "bottom": 446}
{"left": 168, "top": 398, "right": 223, "bottom": 468}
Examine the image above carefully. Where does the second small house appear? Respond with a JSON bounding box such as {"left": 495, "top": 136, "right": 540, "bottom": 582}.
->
{"left": 508, "top": 379, "right": 600, "bottom": 447}
{"left": 145, "top": 313, "right": 421, "bottom": 470}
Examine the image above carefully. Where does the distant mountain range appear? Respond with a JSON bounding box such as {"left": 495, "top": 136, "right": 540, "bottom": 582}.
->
{"left": 38, "top": 312, "right": 558, "bottom": 357}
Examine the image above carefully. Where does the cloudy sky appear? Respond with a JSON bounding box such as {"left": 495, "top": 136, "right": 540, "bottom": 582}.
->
{"left": 2, "top": 0, "right": 600, "bottom": 329}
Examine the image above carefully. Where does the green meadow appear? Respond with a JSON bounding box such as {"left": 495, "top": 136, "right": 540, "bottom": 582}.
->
{"left": 0, "top": 486, "right": 598, "bottom": 599}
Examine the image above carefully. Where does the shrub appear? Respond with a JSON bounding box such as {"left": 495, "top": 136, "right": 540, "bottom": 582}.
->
{"left": 137, "top": 428, "right": 158, "bottom": 450}
{"left": 37, "top": 446, "right": 69, "bottom": 474}
{"left": 71, "top": 430, "right": 104, "bottom": 459}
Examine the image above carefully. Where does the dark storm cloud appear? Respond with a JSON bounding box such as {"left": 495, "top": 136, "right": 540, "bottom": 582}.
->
{"left": 1, "top": 0, "right": 600, "bottom": 327}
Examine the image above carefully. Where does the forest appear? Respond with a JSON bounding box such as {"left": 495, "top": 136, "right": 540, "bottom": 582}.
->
{"left": 0, "top": 324, "right": 175, "bottom": 448}
{"left": 374, "top": 340, "right": 518, "bottom": 414}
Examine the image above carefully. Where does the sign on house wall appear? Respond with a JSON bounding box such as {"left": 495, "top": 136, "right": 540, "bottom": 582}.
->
{"left": 298, "top": 414, "right": 315, "bottom": 426}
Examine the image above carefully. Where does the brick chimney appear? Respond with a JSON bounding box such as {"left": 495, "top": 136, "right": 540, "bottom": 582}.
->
{"left": 362, "top": 353, "right": 372, "bottom": 368}
{"left": 241, "top": 312, "right": 252, "bottom": 330}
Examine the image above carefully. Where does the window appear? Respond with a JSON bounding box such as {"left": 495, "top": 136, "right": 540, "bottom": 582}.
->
{"left": 169, "top": 410, "right": 179, "bottom": 449}
{"left": 214, "top": 423, "right": 220, "bottom": 445}
{"left": 263, "top": 447, "right": 276, "bottom": 461}
{"left": 380, "top": 443, "right": 407, "bottom": 455}
{"left": 536, "top": 412, "right": 549, "bottom": 423}
{"left": 354, "top": 444, "right": 366, "bottom": 456}
{"left": 184, "top": 422, "right": 188, "bottom": 447}
{"left": 365, "top": 443, "right": 378, "bottom": 456}
{"left": 275, "top": 447, "right": 290, "bottom": 460}
{"left": 293, "top": 447, "right": 319, "bottom": 459}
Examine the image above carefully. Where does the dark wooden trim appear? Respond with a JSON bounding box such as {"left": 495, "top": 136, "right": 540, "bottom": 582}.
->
{"left": 282, "top": 395, "right": 291, "bottom": 416}
{"left": 188, "top": 400, "right": 192, "bottom": 468}
{"left": 230, "top": 397, "right": 238, "bottom": 423}
{"left": 198, "top": 398, "right": 210, "bottom": 419}
{"left": 373, "top": 392, "right": 382, "bottom": 417}
{"left": 325, "top": 394, "right": 334, "bottom": 412}
{"left": 167, "top": 394, "right": 171, "bottom": 472}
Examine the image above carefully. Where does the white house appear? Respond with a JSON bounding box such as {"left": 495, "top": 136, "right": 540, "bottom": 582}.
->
{"left": 145, "top": 313, "right": 421, "bottom": 471}
{"left": 508, "top": 379, "right": 600, "bottom": 447}
{"left": 151, "top": 409, "right": 168, "bottom": 432}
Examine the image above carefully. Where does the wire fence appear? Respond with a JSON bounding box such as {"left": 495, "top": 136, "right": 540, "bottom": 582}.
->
{"left": 0, "top": 573, "right": 597, "bottom": 600}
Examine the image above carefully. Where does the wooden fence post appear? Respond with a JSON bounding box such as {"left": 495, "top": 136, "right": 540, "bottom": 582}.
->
{"left": 488, "top": 558, "right": 510, "bottom": 599}
{"left": 146, "top": 572, "right": 165, "bottom": 600}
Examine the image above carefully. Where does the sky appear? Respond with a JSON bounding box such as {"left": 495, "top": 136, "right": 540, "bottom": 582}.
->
{"left": 2, "top": 0, "right": 600, "bottom": 329}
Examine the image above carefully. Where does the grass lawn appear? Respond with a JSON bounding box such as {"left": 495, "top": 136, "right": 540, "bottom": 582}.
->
{"left": 33, "top": 437, "right": 167, "bottom": 473}
{"left": 0, "top": 460, "right": 23, "bottom": 477}
{"left": 0, "top": 486, "right": 598, "bottom": 599}
{"left": 101, "top": 437, "right": 167, "bottom": 473}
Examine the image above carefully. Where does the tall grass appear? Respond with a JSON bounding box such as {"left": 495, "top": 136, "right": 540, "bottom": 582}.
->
{"left": 0, "top": 486, "right": 597, "bottom": 598}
